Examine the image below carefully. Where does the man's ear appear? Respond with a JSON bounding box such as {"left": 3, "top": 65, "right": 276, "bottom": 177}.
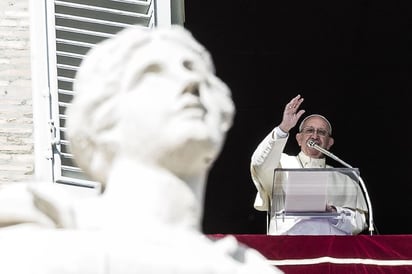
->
{"left": 326, "top": 137, "right": 334, "bottom": 150}
{"left": 295, "top": 132, "right": 303, "bottom": 147}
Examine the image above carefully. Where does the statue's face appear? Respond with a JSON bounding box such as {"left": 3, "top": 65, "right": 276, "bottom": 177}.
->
{"left": 115, "top": 39, "right": 235, "bottom": 173}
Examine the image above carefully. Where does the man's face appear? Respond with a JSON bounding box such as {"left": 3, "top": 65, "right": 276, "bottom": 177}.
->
{"left": 296, "top": 116, "right": 334, "bottom": 158}
{"left": 116, "top": 40, "right": 235, "bottom": 171}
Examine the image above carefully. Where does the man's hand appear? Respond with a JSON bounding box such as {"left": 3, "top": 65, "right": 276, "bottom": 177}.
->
{"left": 326, "top": 204, "right": 337, "bottom": 212}
{"left": 278, "top": 94, "right": 305, "bottom": 133}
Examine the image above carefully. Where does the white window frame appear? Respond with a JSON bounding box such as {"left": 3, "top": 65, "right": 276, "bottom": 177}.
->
{"left": 30, "top": 0, "right": 185, "bottom": 187}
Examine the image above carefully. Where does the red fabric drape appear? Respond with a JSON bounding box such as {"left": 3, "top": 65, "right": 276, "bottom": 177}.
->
{"left": 210, "top": 234, "right": 412, "bottom": 274}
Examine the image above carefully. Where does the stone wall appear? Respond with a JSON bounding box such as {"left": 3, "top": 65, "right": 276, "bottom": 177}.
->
{"left": 0, "top": 0, "right": 34, "bottom": 182}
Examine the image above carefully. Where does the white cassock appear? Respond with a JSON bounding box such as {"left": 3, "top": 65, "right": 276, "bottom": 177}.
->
{"left": 250, "top": 129, "right": 368, "bottom": 235}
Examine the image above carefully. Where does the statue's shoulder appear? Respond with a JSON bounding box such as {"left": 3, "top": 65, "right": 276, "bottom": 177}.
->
{"left": 0, "top": 181, "right": 52, "bottom": 227}
{"left": 0, "top": 181, "right": 100, "bottom": 228}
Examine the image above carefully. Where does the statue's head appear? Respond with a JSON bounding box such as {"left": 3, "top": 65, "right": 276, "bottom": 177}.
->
{"left": 66, "top": 25, "right": 235, "bottom": 186}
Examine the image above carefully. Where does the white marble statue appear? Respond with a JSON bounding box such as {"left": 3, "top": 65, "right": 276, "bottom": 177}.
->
{"left": 0, "top": 25, "right": 282, "bottom": 273}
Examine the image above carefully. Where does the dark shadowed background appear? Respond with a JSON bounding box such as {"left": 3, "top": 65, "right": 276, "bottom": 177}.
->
{"left": 183, "top": 0, "right": 412, "bottom": 235}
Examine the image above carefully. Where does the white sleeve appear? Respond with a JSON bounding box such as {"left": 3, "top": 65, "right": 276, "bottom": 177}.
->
{"left": 331, "top": 206, "right": 368, "bottom": 235}
{"left": 250, "top": 128, "right": 288, "bottom": 211}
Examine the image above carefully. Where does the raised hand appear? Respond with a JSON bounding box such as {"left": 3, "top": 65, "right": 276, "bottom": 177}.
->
{"left": 279, "top": 94, "right": 305, "bottom": 133}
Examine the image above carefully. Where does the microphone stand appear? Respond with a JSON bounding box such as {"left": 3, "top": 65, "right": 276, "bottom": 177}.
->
{"left": 308, "top": 141, "right": 375, "bottom": 235}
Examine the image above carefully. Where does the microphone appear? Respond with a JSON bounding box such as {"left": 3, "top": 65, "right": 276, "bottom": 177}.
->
{"left": 306, "top": 138, "right": 375, "bottom": 235}
{"left": 306, "top": 139, "right": 352, "bottom": 168}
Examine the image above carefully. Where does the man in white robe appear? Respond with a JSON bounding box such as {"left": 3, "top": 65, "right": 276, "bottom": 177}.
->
{"left": 250, "top": 94, "right": 368, "bottom": 235}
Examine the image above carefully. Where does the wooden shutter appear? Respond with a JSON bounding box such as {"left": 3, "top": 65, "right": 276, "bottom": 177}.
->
{"left": 41, "top": 0, "right": 184, "bottom": 187}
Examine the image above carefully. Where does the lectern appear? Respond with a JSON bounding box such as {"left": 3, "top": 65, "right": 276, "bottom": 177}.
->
{"left": 268, "top": 168, "right": 366, "bottom": 235}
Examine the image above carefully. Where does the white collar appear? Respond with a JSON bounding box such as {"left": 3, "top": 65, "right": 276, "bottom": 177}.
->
{"left": 297, "top": 151, "right": 326, "bottom": 168}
